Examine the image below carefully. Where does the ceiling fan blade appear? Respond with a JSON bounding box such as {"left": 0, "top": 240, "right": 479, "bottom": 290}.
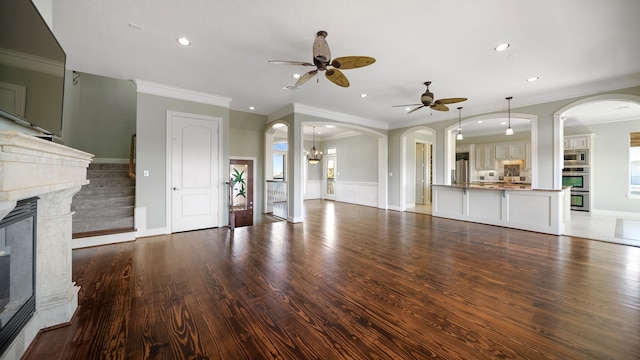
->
{"left": 430, "top": 103, "right": 450, "bottom": 111}
{"left": 330, "top": 56, "right": 376, "bottom": 69}
{"left": 296, "top": 69, "right": 318, "bottom": 87}
{"left": 313, "top": 31, "right": 331, "bottom": 65}
{"left": 407, "top": 105, "right": 425, "bottom": 114}
{"left": 325, "top": 69, "right": 349, "bottom": 87}
{"left": 392, "top": 104, "right": 422, "bottom": 107}
{"left": 268, "top": 60, "right": 314, "bottom": 66}
{"left": 435, "top": 97, "right": 468, "bottom": 105}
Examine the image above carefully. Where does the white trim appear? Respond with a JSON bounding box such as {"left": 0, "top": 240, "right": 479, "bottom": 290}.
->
{"left": 288, "top": 215, "right": 304, "bottom": 223}
{"left": 399, "top": 126, "right": 436, "bottom": 212}
{"left": 71, "top": 232, "right": 136, "bottom": 249}
{"left": 591, "top": 209, "right": 640, "bottom": 220}
{"left": 293, "top": 103, "right": 389, "bottom": 130}
{"left": 135, "top": 80, "right": 231, "bottom": 107}
{"left": 136, "top": 227, "right": 170, "bottom": 238}
{"left": 268, "top": 104, "right": 295, "bottom": 122}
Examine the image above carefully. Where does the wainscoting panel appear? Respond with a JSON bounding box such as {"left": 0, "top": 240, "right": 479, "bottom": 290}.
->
{"left": 336, "top": 181, "right": 378, "bottom": 207}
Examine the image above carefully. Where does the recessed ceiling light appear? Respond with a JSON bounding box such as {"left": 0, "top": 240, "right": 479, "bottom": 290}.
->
{"left": 405, "top": 107, "right": 411, "bottom": 111}
{"left": 477, "top": 120, "right": 483, "bottom": 124}
{"left": 325, "top": 125, "right": 335, "bottom": 128}
{"left": 360, "top": 93, "right": 367, "bottom": 98}
{"left": 527, "top": 76, "right": 539, "bottom": 82}
{"left": 177, "top": 37, "right": 191, "bottom": 46}
{"left": 494, "top": 43, "right": 510, "bottom": 51}
{"left": 249, "top": 106, "right": 255, "bottom": 110}
{"left": 500, "top": 121, "right": 507, "bottom": 125}
{"left": 292, "top": 73, "right": 301, "bottom": 79}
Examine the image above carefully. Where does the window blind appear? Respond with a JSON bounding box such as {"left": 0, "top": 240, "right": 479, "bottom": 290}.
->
{"left": 631, "top": 132, "right": 640, "bottom": 147}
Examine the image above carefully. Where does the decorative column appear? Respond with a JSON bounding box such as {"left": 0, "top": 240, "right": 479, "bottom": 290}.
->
{"left": 36, "top": 186, "right": 83, "bottom": 327}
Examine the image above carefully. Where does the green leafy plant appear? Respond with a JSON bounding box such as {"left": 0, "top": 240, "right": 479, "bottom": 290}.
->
{"left": 232, "top": 168, "right": 246, "bottom": 199}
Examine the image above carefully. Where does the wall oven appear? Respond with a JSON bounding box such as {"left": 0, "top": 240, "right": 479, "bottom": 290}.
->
{"left": 562, "top": 167, "right": 590, "bottom": 191}
{"left": 562, "top": 167, "right": 590, "bottom": 211}
{"left": 564, "top": 150, "right": 589, "bottom": 166}
{"left": 569, "top": 191, "right": 590, "bottom": 212}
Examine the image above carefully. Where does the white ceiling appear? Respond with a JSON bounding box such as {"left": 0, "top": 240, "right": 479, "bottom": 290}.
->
{"left": 51, "top": 0, "right": 640, "bottom": 137}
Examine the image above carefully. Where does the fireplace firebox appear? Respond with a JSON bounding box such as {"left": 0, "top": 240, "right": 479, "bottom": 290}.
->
{"left": 0, "top": 197, "right": 37, "bottom": 355}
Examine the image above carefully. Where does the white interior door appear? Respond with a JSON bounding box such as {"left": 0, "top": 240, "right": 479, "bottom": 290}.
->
{"left": 170, "top": 113, "right": 220, "bottom": 232}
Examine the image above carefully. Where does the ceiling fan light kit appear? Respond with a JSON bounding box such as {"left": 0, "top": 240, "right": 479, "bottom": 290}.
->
{"left": 392, "top": 81, "right": 467, "bottom": 114}
{"left": 505, "top": 96, "right": 514, "bottom": 136}
{"left": 268, "top": 30, "right": 375, "bottom": 89}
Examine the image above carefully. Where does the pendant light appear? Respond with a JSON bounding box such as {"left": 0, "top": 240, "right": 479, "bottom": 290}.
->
{"left": 306, "top": 126, "right": 322, "bottom": 165}
{"left": 505, "top": 96, "right": 514, "bottom": 136}
{"left": 456, "top": 106, "right": 464, "bottom": 141}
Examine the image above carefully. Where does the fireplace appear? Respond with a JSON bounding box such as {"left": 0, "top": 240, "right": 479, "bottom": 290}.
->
{"left": 0, "top": 198, "right": 36, "bottom": 354}
{"left": 0, "top": 131, "right": 93, "bottom": 360}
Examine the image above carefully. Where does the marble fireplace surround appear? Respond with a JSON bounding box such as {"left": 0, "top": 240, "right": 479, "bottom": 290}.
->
{"left": 0, "top": 131, "right": 93, "bottom": 360}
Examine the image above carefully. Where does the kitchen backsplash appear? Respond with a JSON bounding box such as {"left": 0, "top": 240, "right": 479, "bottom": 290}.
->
{"left": 476, "top": 160, "right": 531, "bottom": 182}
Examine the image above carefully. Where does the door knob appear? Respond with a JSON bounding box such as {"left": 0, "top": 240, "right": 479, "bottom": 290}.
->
{"left": 173, "top": 187, "right": 180, "bottom": 190}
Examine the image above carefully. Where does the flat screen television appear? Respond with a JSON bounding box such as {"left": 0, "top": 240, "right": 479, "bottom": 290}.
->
{"left": 0, "top": 0, "right": 66, "bottom": 137}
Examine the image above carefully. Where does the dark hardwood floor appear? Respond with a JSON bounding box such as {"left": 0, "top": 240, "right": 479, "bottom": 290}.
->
{"left": 24, "top": 200, "right": 640, "bottom": 359}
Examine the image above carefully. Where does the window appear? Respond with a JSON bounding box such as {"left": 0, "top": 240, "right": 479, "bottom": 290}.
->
{"left": 630, "top": 132, "right": 640, "bottom": 197}
{"left": 273, "top": 154, "right": 285, "bottom": 179}
{"left": 327, "top": 148, "right": 337, "bottom": 155}
{"left": 273, "top": 142, "right": 287, "bottom": 180}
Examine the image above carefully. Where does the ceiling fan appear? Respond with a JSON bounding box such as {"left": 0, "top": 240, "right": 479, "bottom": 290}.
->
{"left": 393, "top": 81, "right": 467, "bottom": 114}
{"left": 268, "top": 30, "right": 375, "bottom": 88}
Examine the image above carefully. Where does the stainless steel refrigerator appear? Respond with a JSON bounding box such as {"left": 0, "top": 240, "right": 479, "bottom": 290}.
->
{"left": 455, "top": 152, "right": 470, "bottom": 184}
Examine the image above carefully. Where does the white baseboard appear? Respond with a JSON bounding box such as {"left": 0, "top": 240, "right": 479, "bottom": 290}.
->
{"left": 72, "top": 231, "right": 136, "bottom": 249}
{"left": 387, "top": 205, "right": 402, "bottom": 212}
{"left": 136, "top": 227, "right": 170, "bottom": 238}
{"left": 591, "top": 209, "right": 640, "bottom": 220}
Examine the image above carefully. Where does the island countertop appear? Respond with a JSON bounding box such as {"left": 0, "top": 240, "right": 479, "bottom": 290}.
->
{"left": 432, "top": 184, "right": 571, "bottom": 235}
{"left": 440, "top": 183, "right": 568, "bottom": 192}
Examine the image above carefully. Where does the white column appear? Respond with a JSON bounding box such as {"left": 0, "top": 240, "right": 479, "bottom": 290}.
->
{"left": 35, "top": 186, "right": 82, "bottom": 327}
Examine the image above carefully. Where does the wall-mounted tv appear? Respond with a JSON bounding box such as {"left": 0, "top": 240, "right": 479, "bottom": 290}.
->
{"left": 0, "top": 0, "right": 66, "bottom": 137}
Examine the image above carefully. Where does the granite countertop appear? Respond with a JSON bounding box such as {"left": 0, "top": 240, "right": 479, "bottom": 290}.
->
{"left": 450, "top": 182, "right": 533, "bottom": 190}
{"left": 435, "top": 183, "right": 569, "bottom": 192}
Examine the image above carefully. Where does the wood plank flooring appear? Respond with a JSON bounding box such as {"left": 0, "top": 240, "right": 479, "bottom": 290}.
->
{"left": 24, "top": 200, "right": 640, "bottom": 359}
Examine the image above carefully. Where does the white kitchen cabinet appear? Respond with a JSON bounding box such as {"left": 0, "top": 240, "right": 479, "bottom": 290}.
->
{"left": 495, "top": 142, "right": 524, "bottom": 160}
{"left": 475, "top": 144, "right": 495, "bottom": 170}
{"left": 564, "top": 135, "right": 590, "bottom": 150}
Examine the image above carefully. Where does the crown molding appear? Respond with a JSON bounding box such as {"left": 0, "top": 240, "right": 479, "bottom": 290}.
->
{"left": 134, "top": 80, "right": 231, "bottom": 107}
{"left": 293, "top": 103, "right": 388, "bottom": 130}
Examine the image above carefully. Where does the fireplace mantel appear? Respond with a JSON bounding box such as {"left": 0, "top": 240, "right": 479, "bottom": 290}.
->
{"left": 0, "top": 131, "right": 93, "bottom": 360}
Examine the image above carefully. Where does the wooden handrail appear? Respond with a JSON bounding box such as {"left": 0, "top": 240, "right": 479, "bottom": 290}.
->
{"left": 129, "top": 134, "right": 136, "bottom": 178}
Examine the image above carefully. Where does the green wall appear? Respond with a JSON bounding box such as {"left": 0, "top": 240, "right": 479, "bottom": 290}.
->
{"left": 136, "top": 92, "right": 230, "bottom": 231}
{"left": 62, "top": 71, "right": 136, "bottom": 158}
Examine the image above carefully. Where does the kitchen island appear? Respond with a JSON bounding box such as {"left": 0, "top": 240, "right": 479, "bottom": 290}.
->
{"left": 432, "top": 183, "right": 571, "bottom": 235}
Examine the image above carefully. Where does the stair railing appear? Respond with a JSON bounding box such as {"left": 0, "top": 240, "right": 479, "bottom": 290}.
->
{"left": 129, "top": 134, "right": 136, "bottom": 178}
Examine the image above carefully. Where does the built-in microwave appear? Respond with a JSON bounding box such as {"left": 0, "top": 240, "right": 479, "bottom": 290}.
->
{"left": 564, "top": 150, "right": 589, "bottom": 166}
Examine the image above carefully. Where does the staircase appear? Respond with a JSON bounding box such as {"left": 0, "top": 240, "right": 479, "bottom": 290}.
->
{"left": 72, "top": 163, "right": 135, "bottom": 238}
